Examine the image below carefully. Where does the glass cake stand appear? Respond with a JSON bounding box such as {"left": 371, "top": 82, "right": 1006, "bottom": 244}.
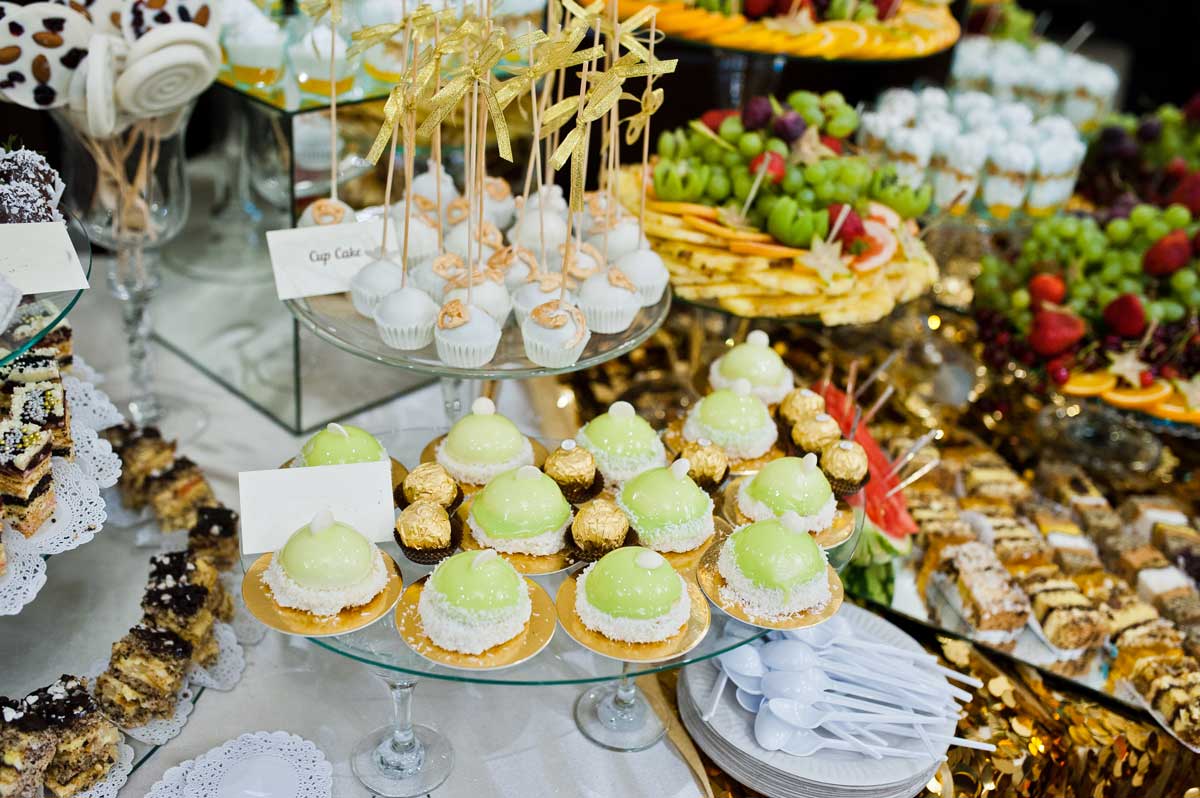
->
{"left": 285, "top": 290, "right": 671, "bottom": 419}
{"left": 0, "top": 210, "right": 94, "bottom": 368}
{"left": 270, "top": 424, "right": 767, "bottom": 797}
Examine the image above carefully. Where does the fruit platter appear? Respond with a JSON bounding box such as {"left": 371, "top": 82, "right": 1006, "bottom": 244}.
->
{"left": 616, "top": 92, "right": 939, "bottom": 323}
{"left": 615, "top": 0, "right": 959, "bottom": 61}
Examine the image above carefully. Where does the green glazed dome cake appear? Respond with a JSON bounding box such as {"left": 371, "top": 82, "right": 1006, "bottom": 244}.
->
{"left": 683, "top": 380, "right": 778, "bottom": 460}
{"left": 418, "top": 550, "right": 532, "bottom": 654}
{"left": 618, "top": 459, "right": 714, "bottom": 553}
{"left": 717, "top": 512, "right": 830, "bottom": 621}
{"left": 262, "top": 510, "right": 389, "bottom": 616}
{"left": 736, "top": 453, "right": 836, "bottom": 531}
{"left": 575, "top": 400, "right": 667, "bottom": 483}
{"left": 298, "top": 423, "right": 388, "bottom": 467}
{"left": 575, "top": 547, "right": 690, "bottom": 643}
{"left": 436, "top": 397, "right": 534, "bottom": 485}
{"left": 467, "top": 466, "right": 572, "bottom": 555}
{"left": 708, "top": 331, "right": 794, "bottom": 405}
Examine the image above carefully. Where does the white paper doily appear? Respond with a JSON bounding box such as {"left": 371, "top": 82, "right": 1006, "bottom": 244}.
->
{"left": 184, "top": 731, "right": 333, "bottom": 798}
{"left": 85, "top": 660, "right": 196, "bottom": 745}
{"left": 101, "top": 486, "right": 151, "bottom": 529}
{"left": 0, "top": 528, "right": 47, "bottom": 615}
{"left": 145, "top": 760, "right": 194, "bottom": 798}
{"left": 72, "top": 422, "right": 122, "bottom": 489}
{"left": 64, "top": 374, "right": 124, "bottom": 431}
{"left": 69, "top": 355, "right": 106, "bottom": 387}
{"left": 189, "top": 623, "right": 246, "bottom": 691}
{"left": 222, "top": 571, "right": 267, "bottom": 646}
{"left": 24, "top": 457, "right": 107, "bottom": 556}
{"left": 76, "top": 743, "right": 134, "bottom": 798}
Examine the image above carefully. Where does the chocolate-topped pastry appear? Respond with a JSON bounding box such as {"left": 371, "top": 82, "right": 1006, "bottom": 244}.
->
{"left": 0, "top": 149, "right": 63, "bottom": 204}
{"left": 569, "top": 497, "right": 629, "bottom": 561}
{"left": 11, "top": 380, "right": 71, "bottom": 459}
{"left": 676, "top": 437, "right": 729, "bottom": 493}
{"left": 148, "top": 550, "right": 232, "bottom": 621}
{"left": 0, "top": 419, "right": 55, "bottom": 537}
{"left": 27, "top": 676, "right": 121, "bottom": 798}
{"left": 187, "top": 505, "right": 240, "bottom": 570}
{"left": 819, "top": 439, "right": 869, "bottom": 497}
{"left": 0, "top": 182, "right": 56, "bottom": 224}
{"left": 0, "top": 694, "right": 56, "bottom": 798}
{"left": 398, "top": 461, "right": 462, "bottom": 512}
{"left": 144, "top": 456, "right": 216, "bottom": 531}
{"left": 141, "top": 578, "right": 218, "bottom": 665}
{"left": 543, "top": 438, "right": 603, "bottom": 504}
{"left": 5, "top": 301, "right": 73, "bottom": 369}
{"left": 777, "top": 387, "right": 826, "bottom": 428}
{"left": 95, "top": 624, "right": 193, "bottom": 727}
{"left": 394, "top": 500, "right": 460, "bottom": 565}
{"left": 790, "top": 412, "right": 842, "bottom": 456}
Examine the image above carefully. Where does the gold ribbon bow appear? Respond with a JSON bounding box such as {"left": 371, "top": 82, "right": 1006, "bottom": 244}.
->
{"left": 300, "top": 0, "right": 341, "bottom": 24}
{"left": 621, "top": 85, "right": 663, "bottom": 145}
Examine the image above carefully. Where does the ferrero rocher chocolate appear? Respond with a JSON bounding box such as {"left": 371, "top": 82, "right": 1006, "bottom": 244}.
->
{"left": 571, "top": 498, "right": 629, "bottom": 559}
{"left": 791, "top": 412, "right": 842, "bottom": 455}
{"left": 778, "top": 387, "right": 826, "bottom": 428}
{"left": 402, "top": 462, "right": 460, "bottom": 509}
{"left": 544, "top": 439, "right": 603, "bottom": 503}
{"left": 678, "top": 437, "right": 729, "bottom": 493}
{"left": 396, "top": 500, "right": 453, "bottom": 549}
{"left": 820, "top": 439, "right": 869, "bottom": 497}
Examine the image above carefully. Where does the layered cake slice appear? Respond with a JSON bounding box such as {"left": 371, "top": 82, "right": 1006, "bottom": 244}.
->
{"left": 149, "top": 551, "right": 232, "bottom": 622}
{"left": 30, "top": 676, "right": 121, "bottom": 798}
{"left": 4, "top": 302, "right": 72, "bottom": 369}
{"left": 144, "top": 457, "right": 216, "bottom": 531}
{"left": 0, "top": 695, "right": 56, "bottom": 798}
{"left": 106, "top": 425, "right": 175, "bottom": 509}
{"left": 187, "top": 505, "right": 240, "bottom": 571}
{"left": 141, "top": 578, "right": 217, "bottom": 666}
{"left": 1130, "top": 656, "right": 1200, "bottom": 747}
{"left": 962, "top": 464, "right": 1031, "bottom": 503}
{"left": 0, "top": 349, "right": 60, "bottom": 406}
{"left": 1019, "top": 569, "right": 1106, "bottom": 651}
{"left": 931, "top": 541, "right": 1031, "bottom": 651}
{"left": 10, "top": 380, "right": 71, "bottom": 459}
{"left": 1035, "top": 460, "right": 1109, "bottom": 512}
{"left": 0, "top": 420, "right": 55, "bottom": 536}
{"left": 1119, "top": 495, "right": 1189, "bottom": 543}
{"left": 95, "top": 625, "right": 192, "bottom": 727}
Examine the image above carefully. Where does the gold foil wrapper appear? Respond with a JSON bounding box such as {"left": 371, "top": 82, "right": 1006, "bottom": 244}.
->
{"left": 545, "top": 445, "right": 597, "bottom": 489}
{"left": 572, "top": 497, "right": 629, "bottom": 551}
{"left": 679, "top": 439, "right": 729, "bottom": 490}
{"left": 778, "top": 387, "right": 826, "bottom": 428}
{"left": 403, "top": 462, "right": 460, "bottom": 508}
{"left": 791, "top": 414, "right": 842, "bottom": 453}
{"left": 397, "top": 500, "right": 452, "bottom": 549}
{"left": 820, "top": 440, "right": 869, "bottom": 483}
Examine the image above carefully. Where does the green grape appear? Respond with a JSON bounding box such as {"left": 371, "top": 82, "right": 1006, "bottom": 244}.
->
{"left": 1011, "top": 288, "right": 1031, "bottom": 310}
{"left": 1100, "top": 263, "right": 1122, "bottom": 283}
{"left": 1054, "top": 216, "right": 1080, "bottom": 239}
{"left": 826, "top": 108, "right": 859, "bottom": 138}
{"left": 1165, "top": 203, "right": 1192, "bottom": 229}
{"left": 703, "top": 141, "right": 725, "bottom": 164}
{"left": 1073, "top": 282, "right": 1094, "bottom": 300}
{"left": 1145, "top": 219, "right": 1171, "bottom": 241}
{"left": 1105, "top": 218, "right": 1133, "bottom": 243}
{"left": 1068, "top": 297, "right": 1089, "bottom": 314}
{"left": 787, "top": 90, "right": 820, "bottom": 113}
{"left": 1032, "top": 221, "right": 1055, "bottom": 244}
{"left": 766, "top": 138, "right": 789, "bottom": 157}
{"left": 1161, "top": 300, "right": 1186, "bottom": 322}
{"left": 656, "top": 130, "right": 676, "bottom": 159}
{"left": 796, "top": 188, "right": 816, "bottom": 207}
{"left": 840, "top": 158, "right": 871, "bottom": 189}
{"left": 1081, "top": 237, "right": 1106, "bottom": 262}
{"left": 756, "top": 192, "right": 779, "bottom": 216}
{"left": 706, "top": 172, "right": 731, "bottom": 202}
{"left": 738, "top": 132, "right": 764, "bottom": 159}
{"left": 1020, "top": 239, "right": 1040, "bottom": 260}
{"left": 1097, "top": 287, "right": 1118, "bottom": 307}
{"left": 832, "top": 183, "right": 856, "bottom": 203}
{"left": 1187, "top": 288, "right": 1200, "bottom": 309}
{"left": 782, "top": 166, "right": 805, "bottom": 195}
{"left": 688, "top": 130, "right": 708, "bottom": 155}
{"left": 1170, "top": 268, "right": 1199, "bottom": 294}
{"left": 797, "top": 105, "right": 825, "bottom": 129}
{"left": 1013, "top": 310, "right": 1033, "bottom": 333}
{"left": 1147, "top": 301, "right": 1165, "bottom": 322}
{"left": 853, "top": 4, "right": 877, "bottom": 21}
{"left": 1118, "top": 277, "right": 1142, "bottom": 294}
{"left": 718, "top": 115, "right": 744, "bottom": 143}
{"left": 820, "top": 91, "right": 846, "bottom": 109}
{"left": 722, "top": 150, "right": 746, "bottom": 170}
{"left": 1080, "top": 217, "right": 1101, "bottom": 237}
{"left": 804, "top": 162, "right": 830, "bottom": 184}
{"left": 814, "top": 181, "right": 835, "bottom": 202}
{"left": 1123, "top": 252, "right": 1143, "bottom": 275}
{"left": 732, "top": 168, "right": 753, "bottom": 201}
{"left": 1130, "top": 204, "right": 1157, "bottom": 229}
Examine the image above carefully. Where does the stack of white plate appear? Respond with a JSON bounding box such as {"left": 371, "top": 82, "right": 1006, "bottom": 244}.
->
{"left": 678, "top": 604, "right": 952, "bottom": 798}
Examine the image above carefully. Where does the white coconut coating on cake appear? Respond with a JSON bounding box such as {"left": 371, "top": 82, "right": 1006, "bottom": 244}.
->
{"left": 735, "top": 480, "right": 836, "bottom": 530}
{"left": 716, "top": 542, "right": 830, "bottom": 622}
{"left": 682, "top": 409, "right": 777, "bottom": 461}
{"left": 615, "top": 491, "right": 715, "bottom": 553}
{"left": 262, "top": 547, "right": 389, "bottom": 617}
{"left": 573, "top": 428, "right": 668, "bottom": 484}
{"left": 707, "top": 358, "right": 793, "bottom": 406}
{"left": 436, "top": 436, "right": 534, "bottom": 486}
{"left": 575, "top": 562, "right": 691, "bottom": 643}
{"left": 418, "top": 573, "right": 532, "bottom": 655}
{"left": 467, "top": 512, "right": 570, "bottom": 555}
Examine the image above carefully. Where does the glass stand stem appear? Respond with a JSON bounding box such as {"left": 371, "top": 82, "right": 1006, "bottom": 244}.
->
{"left": 377, "top": 678, "right": 424, "bottom": 777}
{"left": 574, "top": 662, "right": 666, "bottom": 752}
{"left": 351, "top": 673, "right": 453, "bottom": 798}
{"left": 438, "top": 376, "right": 479, "bottom": 421}
{"left": 111, "top": 244, "right": 162, "bottom": 426}
{"left": 598, "top": 665, "right": 647, "bottom": 731}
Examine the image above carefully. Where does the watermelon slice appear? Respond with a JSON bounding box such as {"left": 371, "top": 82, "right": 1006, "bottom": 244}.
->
{"left": 817, "top": 383, "right": 916, "bottom": 542}
{"left": 866, "top": 201, "right": 901, "bottom": 230}
{"left": 850, "top": 220, "right": 898, "bottom": 273}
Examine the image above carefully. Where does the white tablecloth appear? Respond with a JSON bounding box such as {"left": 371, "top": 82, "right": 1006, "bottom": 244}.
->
{"left": 65, "top": 276, "right": 702, "bottom": 798}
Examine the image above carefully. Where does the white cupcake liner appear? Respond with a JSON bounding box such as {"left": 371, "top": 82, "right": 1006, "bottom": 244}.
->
{"left": 521, "top": 322, "right": 591, "bottom": 369}
{"left": 578, "top": 298, "right": 639, "bottom": 334}
{"left": 351, "top": 285, "right": 390, "bottom": 317}
{"left": 375, "top": 317, "right": 435, "bottom": 350}
{"left": 633, "top": 274, "right": 669, "bottom": 307}
{"left": 435, "top": 328, "right": 500, "bottom": 368}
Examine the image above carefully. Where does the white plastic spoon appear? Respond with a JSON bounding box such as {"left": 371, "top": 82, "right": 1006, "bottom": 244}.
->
{"left": 767, "top": 698, "right": 946, "bottom": 729}
{"left": 781, "top": 729, "right": 933, "bottom": 759}
{"left": 760, "top": 641, "right": 964, "bottom": 701}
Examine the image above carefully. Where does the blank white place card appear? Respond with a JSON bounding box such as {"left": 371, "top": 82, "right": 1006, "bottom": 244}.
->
{"left": 0, "top": 222, "right": 89, "bottom": 294}
{"left": 267, "top": 219, "right": 398, "bottom": 300}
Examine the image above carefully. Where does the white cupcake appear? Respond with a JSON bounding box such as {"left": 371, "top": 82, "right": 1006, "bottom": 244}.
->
{"left": 916, "top": 86, "right": 950, "bottom": 114}
{"left": 374, "top": 286, "right": 438, "bottom": 349}
{"left": 410, "top": 159, "right": 459, "bottom": 213}
{"left": 512, "top": 274, "right": 574, "bottom": 324}
{"left": 508, "top": 209, "right": 569, "bottom": 256}
{"left": 488, "top": 245, "right": 539, "bottom": 292}
{"left": 586, "top": 217, "right": 648, "bottom": 263}
{"left": 556, "top": 240, "right": 604, "bottom": 284}
{"left": 393, "top": 214, "right": 440, "bottom": 268}
{"left": 614, "top": 248, "right": 668, "bottom": 307}
{"left": 292, "top": 113, "right": 344, "bottom": 172}
{"left": 1026, "top": 138, "right": 1085, "bottom": 217}
{"left": 877, "top": 88, "right": 917, "bottom": 124}
{"left": 950, "top": 42, "right": 990, "bottom": 93}
{"left": 513, "top": 184, "right": 569, "bottom": 225}
{"left": 434, "top": 300, "right": 501, "bottom": 367}
{"left": 932, "top": 133, "right": 987, "bottom": 215}
{"left": 298, "top": 197, "right": 355, "bottom": 227}
{"left": 581, "top": 190, "right": 622, "bottom": 237}
{"left": 482, "top": 177, "right": 517, "bottom": 230}
{"left": 224, "top": 14, "right": 285, "bottom": 87}
{"left": 445, "top": 220, "right": 502, "bottom": 265}
{"left": 951, "top": 90, "right": 993, "bottom": 118}
{"left": 350, "top": 258, "right": 406, "bottom": 316}
{"left": 577, "top": 269, "right": 640, "bottom": 334}
{"left": 1035, "top": 115, "right": 1077, "bottom": 142}
{"left": 884, "top": 127, "right": 933, "bottom": 190}
{"left": 445, "top": 272, "right": 512, "bottom": 326}
{"left": 288, "top": 25, "right": 355, "bottom": 98}
{"left": 1062, "top": 60, "right": 1118, "bottom": 131}
{"left": 996, "top": 102, "right": 1034, "bottom": 132}
{"left": 410, "top": 252, "right": 465, "bottom": 299}
{"left": 521, "top": 300, "right": 591, "bottom": 368}
{"left": 857, "top": 111, "right": 900, "bottom": 163}
{"left": 982, "top": 141, "right": 1034, "bottom": 220}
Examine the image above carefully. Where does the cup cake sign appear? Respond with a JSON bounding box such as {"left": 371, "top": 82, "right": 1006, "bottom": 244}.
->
{"left": 266, "top": 218, "right": 400, "bottom": 301}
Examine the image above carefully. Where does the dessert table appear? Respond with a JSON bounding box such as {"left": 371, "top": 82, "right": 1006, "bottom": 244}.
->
{"left": 19, "top": 276, "right": 706, "bottom": 798}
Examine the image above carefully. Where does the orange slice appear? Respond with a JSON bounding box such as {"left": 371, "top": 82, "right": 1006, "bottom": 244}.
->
{"left": 647, "top": 201, "right": 718, "bottom": 219}
{"left": 1146, "top": 396, "right": 1200, "bottom": 424}
{"left": 816, "top": 20, "right": 868, "bottom": 56}
{"left": 1061, "top": 371, "right": 1117, "bottom": 397}
{"left": 1101, "top": 380, "right": 1174, "bottom": 409}
{"left": 729, "top": 240, "right": 808, "bottom": 259}
{"left": 682, "top": 215, "right": 773, "bottom": 242}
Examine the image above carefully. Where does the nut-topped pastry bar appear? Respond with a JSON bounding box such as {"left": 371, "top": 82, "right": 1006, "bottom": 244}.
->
{"left": 28, "top": 676, "right": 121, "bottom": 798}
{"left": 930, "top": 541, "right": 1031, "bottom": 652}
{"left": 0, "top": 420, "right": 55, "bottom": 536}
{"left": 10, "top": 380, "right": 71, "bottom": 460}
{"left": 105, "top": 424, "right": 176, "bottom": 510}
{"left": 94, "top": 625, "right": 192, "bottom": 727}
{"left": 187, "top": 505, "right": 240, "bottom": 571}
{"left": 0, "top": 695, "right": 57, "bottom": 798}
{"left": 144, "top": 456, "right": 217, "bottom": 531}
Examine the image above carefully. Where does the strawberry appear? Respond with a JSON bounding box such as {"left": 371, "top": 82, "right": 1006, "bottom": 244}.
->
{"left": 772, "top": 0, "right": 810, "bottom": 15}
{"left": 874, "top": 0, "right": 901, "bottom": 19}
{"left": 1102, "top": 293, "right": 1147, "bottom": 338}
{"left": 1028, "top": 273, "right": 1066, "bottom": 307}
{"left": 700, "top": 109, "right": 739, "bottom": 132}
{"left": 1193, "top": 228, "right": 1200, "bottom": 257}
{"left": 828, "top": 203, "right": 865, "bottom": 243}
{"left": 744, "top": 0, "right": 773, "bottom": 19}
{"left": 1185, "top": 92, "right": 1200, "bottom": 125}
{"left": 1166, "top": 156, "right": 1190, "bottom": 182}
{"left": 1143, "top": 229, "right": 1192, "bottom": 276}
{"left": 1167, "top": 171, "right": 1200, "bottom": 215}
{"left": 749, "top": 151, "right": 787, "bottom": 184}
{"left": 1029, "top": 309, "right": 1085, "bottom": 357}
{"left": 820, "top": 134, "right": 844, "bottom": 154}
